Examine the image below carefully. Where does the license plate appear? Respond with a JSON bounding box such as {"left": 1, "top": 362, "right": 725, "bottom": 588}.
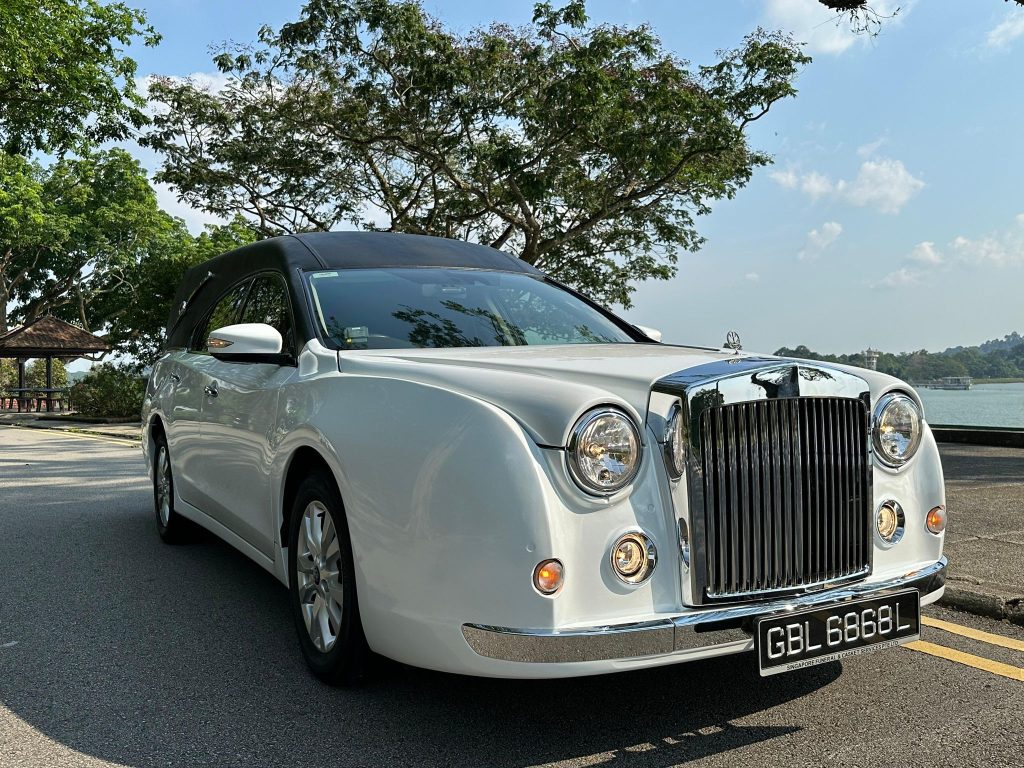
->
{"left": 756, "top": 590, "right": 920, "bottom": 676}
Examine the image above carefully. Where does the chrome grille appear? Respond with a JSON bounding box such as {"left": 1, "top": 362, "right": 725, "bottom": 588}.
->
{"left": 698, "top": 397, "right": 871, "bottom": 600}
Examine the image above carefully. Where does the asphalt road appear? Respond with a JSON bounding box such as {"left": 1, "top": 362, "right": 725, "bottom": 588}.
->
{"left": 1, "top": 427, "right": 1022, "bottom": 768}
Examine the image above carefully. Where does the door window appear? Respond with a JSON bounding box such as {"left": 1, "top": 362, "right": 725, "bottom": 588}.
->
{"left": 241, "top": 273, "right": 295, "bottom": 355}
{"left": 194, "top": 280, "right": 251, "bottom": 352}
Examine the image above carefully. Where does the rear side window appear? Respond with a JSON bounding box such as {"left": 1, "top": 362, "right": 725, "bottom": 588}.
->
{"left": 194, "top": 280, "right": 251, "bottom": 351}
{"left": 241, "top": 273, "right": 295, "bottom": 355}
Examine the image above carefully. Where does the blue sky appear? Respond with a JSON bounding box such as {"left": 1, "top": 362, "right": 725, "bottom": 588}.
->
{"left": 123, "top": 0, "right": 1024, "bottom": 355}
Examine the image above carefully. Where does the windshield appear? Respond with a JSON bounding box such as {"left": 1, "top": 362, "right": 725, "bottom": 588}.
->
{"left": 305, "top": 268, "right": 636, "bottom": 350}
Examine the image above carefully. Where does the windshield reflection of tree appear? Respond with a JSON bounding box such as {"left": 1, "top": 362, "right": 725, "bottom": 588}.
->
{"left": 390, "top": 294, "right": 622, "bottom": 348}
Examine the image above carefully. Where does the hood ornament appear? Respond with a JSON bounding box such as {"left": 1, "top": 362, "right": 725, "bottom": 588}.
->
{"left": 724, "top": 330, "right": 742, "bottom": 351}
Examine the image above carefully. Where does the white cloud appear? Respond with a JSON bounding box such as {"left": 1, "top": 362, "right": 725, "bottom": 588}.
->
{"left": 840, "top": 158, "right": 925, "bottom": 214}
{"left": 770, "top": 157, "right": 924, "bottom": 214}
{"left": 800, "top": 171, "right": 834, "bottom": 199}
{"left": 951, "top": 235, "right": 1016, "bottom": 266}
{"left": 986, "top": 11, "right": 1024, "bottom": 50}
{"left": 770, "top": 168, "right": 798, "bottom": 189}
{"left": 798, "top": 221, "right": 842, "bottom": 261}
{"left": 764, "top": 0, "right": 908, "bottom": 56}
{"left": 908, "top": 241, "right": 943, "bottom": 265}
{"left": 877, "top": 267, "right": 923, "bottom": 288}
{"left": 876, "top": 213, "right": 1024, "bottom": 288}
{"left": 745, "top": 272, "right": 760, "bottom": 282}
{"left": 857, "top": 137, "right": 886, "bottom": 158}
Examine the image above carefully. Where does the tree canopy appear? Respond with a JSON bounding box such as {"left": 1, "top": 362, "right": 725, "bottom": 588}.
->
{"left": 0, "top": 148, "right": 257, "bottom": 363}
{"left": 145, "top": 0, "right": 809, "bottom": 307}
{"left": 0, "top": 0, "right": 158, "bottom": 156}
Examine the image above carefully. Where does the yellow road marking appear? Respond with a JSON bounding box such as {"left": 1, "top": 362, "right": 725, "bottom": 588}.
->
{"left": 922, "top": 616, "right": 1024, "bottom": 653}
{"left": 905, "top": 640, "right": 1024, "bottom": 682}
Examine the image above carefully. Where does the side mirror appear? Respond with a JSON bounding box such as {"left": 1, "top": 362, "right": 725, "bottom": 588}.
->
{"left": 634, "top": 324, "right": 663, "bottom": 343}
{"left": 207, "top": 323, "right": 291, "bottom": 364}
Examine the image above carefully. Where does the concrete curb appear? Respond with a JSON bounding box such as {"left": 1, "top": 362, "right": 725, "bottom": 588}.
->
{"left": 938, "top": 583, "right": 1024, "bottom": 626}
{"left": 0, "top": 422, "right": 140, "bottom": 443}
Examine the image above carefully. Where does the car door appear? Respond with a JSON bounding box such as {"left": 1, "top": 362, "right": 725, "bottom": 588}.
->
{"left": 170, "top": 279, "right": 252, "bottom": 512}
{"left": 196, "top": 271, "right": 298, "bottom": 558}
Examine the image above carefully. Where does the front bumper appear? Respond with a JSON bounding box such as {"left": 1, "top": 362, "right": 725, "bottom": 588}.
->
{"left": 463, "top": 557, "right": 946, "bottom": 664}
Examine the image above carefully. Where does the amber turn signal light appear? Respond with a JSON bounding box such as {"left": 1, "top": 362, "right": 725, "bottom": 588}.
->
{"left": 926, "top": 505, "right": 947, "bottom": 534}
{"left": 533, "top": 559, "right": 564, "bottom": 595}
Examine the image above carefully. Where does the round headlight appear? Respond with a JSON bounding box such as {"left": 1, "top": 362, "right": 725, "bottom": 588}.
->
{"left": 872, "top": 393, "right": 923, "bottom": 468}
{"left": 610, "top": 532, "right": 657, "bottom": 585}
{"left": 875, "top": 500, "right": 905, "bottom": 546}
{"left": 567, "top": 408, "right": 642, "bottom": 494}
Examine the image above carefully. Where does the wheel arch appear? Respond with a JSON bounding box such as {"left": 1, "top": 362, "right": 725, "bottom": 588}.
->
{"left": 280, "top": 445, "right": 343, "bottom": 554}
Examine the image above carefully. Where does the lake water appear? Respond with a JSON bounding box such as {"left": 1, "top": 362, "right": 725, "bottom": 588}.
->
{"left": 917, "top": 382, "right": 1024, "bottom": 428}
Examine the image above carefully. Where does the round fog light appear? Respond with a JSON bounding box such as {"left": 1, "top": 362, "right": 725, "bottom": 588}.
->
{"left": 927, "top": 505, "right": 947, "bottom": 534}
{"left": 533, "top": 559, "right": 564, "bottom": 595}
{"left": 610, "top": 532, "right": 657, "bottom": 585}
{"left": 875, "top": 500, "right": 905, "bottom": 546}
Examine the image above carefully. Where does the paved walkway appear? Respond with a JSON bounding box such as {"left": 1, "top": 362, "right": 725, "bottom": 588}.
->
{"left": 939, "top": 442, "right": 1024, "bottom": 624}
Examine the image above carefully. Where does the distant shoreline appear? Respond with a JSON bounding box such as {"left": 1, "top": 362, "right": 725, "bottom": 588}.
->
{"left": 971, "top": 378, "right": 1024, "bottom": 385}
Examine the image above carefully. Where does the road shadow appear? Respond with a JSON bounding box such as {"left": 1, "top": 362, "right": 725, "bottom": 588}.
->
{"left": 0, "top": 465, "right": 838, "bottom": 768}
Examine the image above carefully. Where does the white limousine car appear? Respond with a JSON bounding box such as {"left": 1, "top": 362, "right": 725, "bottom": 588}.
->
{"left": 142, "top": 232, "right": 947, "bottom": 685}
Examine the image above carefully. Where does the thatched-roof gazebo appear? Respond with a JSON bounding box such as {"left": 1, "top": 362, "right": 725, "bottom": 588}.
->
{"left": 0, "top": 316, "right": 110, "bottom": 412}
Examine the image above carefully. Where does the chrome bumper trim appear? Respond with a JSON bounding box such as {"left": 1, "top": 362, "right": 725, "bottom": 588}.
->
{"left": 462, "top": 557, "right": 946, "bottom": 664}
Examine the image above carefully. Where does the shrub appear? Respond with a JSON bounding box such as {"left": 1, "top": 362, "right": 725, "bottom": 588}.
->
{"left": 69, "top": 364, "right": 145, "bottom": 418}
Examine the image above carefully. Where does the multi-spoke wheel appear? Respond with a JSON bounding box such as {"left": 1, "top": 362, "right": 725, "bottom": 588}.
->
{"left": 288, "top": 471, "right": 370, "bottom": 685}
{"left": 152, "top": 432, "right": 191, "bottom": 544}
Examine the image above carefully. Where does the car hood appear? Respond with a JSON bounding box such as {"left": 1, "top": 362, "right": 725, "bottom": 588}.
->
{"left": 336, "top": 344, "right": 913, "bottom": 447}
{"left": 338, "top": 344, "right": 742, "bottom": 446}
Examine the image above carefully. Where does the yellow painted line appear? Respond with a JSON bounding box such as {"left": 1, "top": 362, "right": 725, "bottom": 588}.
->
{"left": 922, "top": 616, "right": 1024, "bottom": 653}
{"left": 905, "top": 640, "right": 1024, "bottom": 682}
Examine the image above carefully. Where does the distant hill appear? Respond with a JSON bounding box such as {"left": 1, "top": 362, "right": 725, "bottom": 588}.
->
{"left": 945, "top": 332, "right": 1024, "bottom": 356}
{"left": 775, "top": 331, "right": 1024, "bottom": 382}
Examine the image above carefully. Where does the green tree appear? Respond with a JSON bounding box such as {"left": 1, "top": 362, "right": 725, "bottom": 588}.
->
{"left": 97, "top": 216, "right": 259, "bottom": 367}
{"left": 145, "top": 0, "right": 809, "bottom": 307}
{"left": 0, "top": 0, "right": 158, "bottom": 156}
{"left": 26, "top": 357, "right": 68, "bottom": 388}
{"left": 0, "top": 149, "right": 171, "bottom": 336}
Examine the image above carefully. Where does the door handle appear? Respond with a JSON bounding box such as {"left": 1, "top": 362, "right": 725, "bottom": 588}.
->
{"left": 204, "top": 384, "right": 219, "bottom": 398}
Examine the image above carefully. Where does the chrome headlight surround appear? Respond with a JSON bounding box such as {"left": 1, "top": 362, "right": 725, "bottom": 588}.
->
{"left": 663, "top": 401, "right": 686, "bottom": 480}
{"left": 872, "top": 392, "right": 923, "bottom": 469}
{"left": 610, "top": 531, "right": 658, "bottom": 585}
{"left": 566, "top": 407, "right": 642, "bottom": 495}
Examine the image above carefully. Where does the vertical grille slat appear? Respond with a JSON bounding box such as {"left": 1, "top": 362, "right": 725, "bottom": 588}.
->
{"left": 698, "top": 396, "right": 871, "bottom": 600}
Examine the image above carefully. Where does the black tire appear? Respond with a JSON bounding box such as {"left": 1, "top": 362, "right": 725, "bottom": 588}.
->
{"left": 288, "top": 470, "right": 371, "bottom": 686}
{"left": 152, "top": 432, "right": 192, "bottom": 544}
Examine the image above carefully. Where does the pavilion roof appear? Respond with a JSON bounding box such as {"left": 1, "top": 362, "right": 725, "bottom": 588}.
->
{"left": 0, "top": 316, "right": 110, "bottom": 358}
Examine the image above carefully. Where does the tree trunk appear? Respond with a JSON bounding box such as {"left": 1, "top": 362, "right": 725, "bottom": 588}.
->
{"left": 0, "top": 287, "right": 8, "bottom": 335}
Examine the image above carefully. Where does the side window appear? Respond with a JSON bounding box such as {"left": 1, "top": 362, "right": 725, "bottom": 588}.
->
{"left": 194, "top": 280, "right": 251, "bottom": 352}
{"left": 241, "top": 273, "right": 295, "bottom": 355}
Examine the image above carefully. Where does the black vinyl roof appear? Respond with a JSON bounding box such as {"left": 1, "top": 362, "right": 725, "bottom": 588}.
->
{"left": 166, "top": 232, "right": 539, "bottom": 348}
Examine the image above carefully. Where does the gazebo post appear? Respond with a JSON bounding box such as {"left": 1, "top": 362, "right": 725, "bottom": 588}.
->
{"left": 45, "top": 355, "right": 53, "bottom": 412}
{"left": 17, "top": 357, "right": 25, "bottom": 412}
